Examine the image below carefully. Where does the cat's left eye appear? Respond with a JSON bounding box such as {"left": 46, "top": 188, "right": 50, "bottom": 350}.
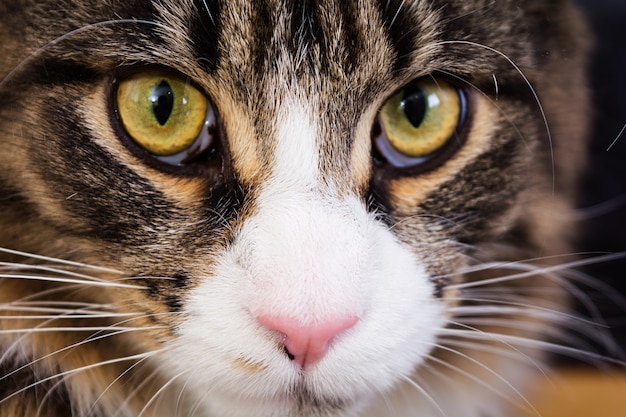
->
{"left": 115, "top": 72, "right": 216, "bottom": 165}
{"left": 374, "top": 78, "right": 466, "bottom": 169}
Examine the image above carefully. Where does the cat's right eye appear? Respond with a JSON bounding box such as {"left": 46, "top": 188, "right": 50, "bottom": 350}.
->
{"left": 115, "top": 71, "right": 216, "bottom": 165}
{"left": 373, "top": 78, "right": 467, "bottom": 170}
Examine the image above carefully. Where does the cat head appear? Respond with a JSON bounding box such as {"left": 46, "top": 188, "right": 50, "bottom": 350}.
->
{"left": 0, "top": 1, "right": 591, "bottom": 416}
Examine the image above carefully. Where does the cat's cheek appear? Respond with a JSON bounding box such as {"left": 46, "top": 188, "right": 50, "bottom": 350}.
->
{"left": 163, "top": 197, "right": 447, "bottom": 415}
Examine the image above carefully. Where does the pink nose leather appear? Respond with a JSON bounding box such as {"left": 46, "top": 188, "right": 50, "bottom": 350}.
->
{"left": 257, "top": 315, "right": 358, "bottom": 368}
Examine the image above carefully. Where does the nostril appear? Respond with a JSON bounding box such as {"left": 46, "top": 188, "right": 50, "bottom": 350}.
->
{"left": 283, "top": 346, "right": 295, "bottom": 361}
{"left": 256, "top": 315, "right": 358, "bottom": 368}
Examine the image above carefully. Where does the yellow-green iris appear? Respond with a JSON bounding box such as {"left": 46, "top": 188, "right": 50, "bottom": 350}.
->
{"left": 379, "top": 79, "right": 461, "bottom": 158}
{"left": 116, "top": 72, "right": 208, "bottom": 156}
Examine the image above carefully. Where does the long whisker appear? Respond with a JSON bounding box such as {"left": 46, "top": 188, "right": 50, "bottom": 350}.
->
{"left": 448, "top": 252, "right": 626, "bottom": 290}
{"left": 2, "top": 300, "right": 122, "bottom": 310}
{"left": 0, "top": 248, "right": 122, "bottom": 274}
{"left": 111, "top": 367, "right": 165, "bottom": 417}
{"left": 448, "top": 315, "right": 603, "bottom": 356}
{"left": 448, "top": 297, "right": 594, "bottom": 325}
{"left": 435, "top": 39, "right": 556, "bottom": 193}
{"left": 0, "top": 328, "right": 152, "bottom": 385}
{"left": 453, "top": 252, "right": 626, "bottom": 281}
{"left": 0, "top": 19, "right": 183, "bottom": 91}
{"left": 0, "top": 306, "right": 141, "bottom": 320}
{"left": 173, "top": 371, "right": 200, "bottom": 417}
{"left": 0, "top": 351, "right": 164, "bottom": 406}
{"left": 424, "top": 351, "right": 540, "bottom": 417}
{"left": 0, "top": 261, "right": 117, "bottom": 281}
{"left": 0, "top": 308, "right": 170, "bottom": 377}
{"left": 36, "top": 378, "right": 72, "bottom": 417}
{"left": 399, "top": 374, "right": 449, "bottom": 417}
{"left": 88, "top": 354, "right": 157, "bottom": 417}
{"left": 137, "top": 372, "right": 186, "bottom": 417}
{"left": 438, "top": 327, "right": 626, "bottom": 366}
{"left": 437, "top": 337, "right": 551, "bottom": 377}
{"left": 0, "top": 325, "right": 163, "bottom": 334}
{"left": 0, "top": 273, "right": 144, "bottom": 289}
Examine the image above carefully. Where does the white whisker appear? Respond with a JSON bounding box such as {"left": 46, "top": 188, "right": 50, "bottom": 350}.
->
{"left": 438, "top": 327, "right": 626, "bottom": 366}
{"left": 399, "top": 375, "right": 448, "bottom": 417}
{"left": 36, "top": 378, "right": 69, "bottom": 417}
{"left": 88, "top": 354, "right": 157, "bottom": 417}
{"left": 0, "top": 326, "right": 164, "bottom": 334}
{"left": 606, "top": 122, "right": 626, "bottom": 151}
{"left": 111, "top": 367, "right": 166, "bottom": 417}
{"left": 438, "top": 337, "right": 550, "bottom": 377}
{"left": 137, "top": 372, "right": 186, "bottom": 417}
{"left": 0, "top": 261, "right": 116, "bottom": 281}
{"left": 0, "top": 248, "right": 122, "bottom": 273}
{"left": 0, "top": 273, "right": 145, "bottom": 289}
{"left": 0, "top": 309, "right": 175, "bottom": 393}
{"left": 436, "top": 39, "right": 556, "bottom": 193}
{"left": 0, "top": 313, "right": 139, "bottom": 320}
{"left": 0, "top": 328, "right": 150, "bottom": 385}
{"left": 0, "top": 351, "right": 164, "bottom": 406}
{"left": 448, "top": 252, "right": 626, "bottom": 290}
{"left": 427, "top": 352, "right": 539, "bottom": 417}
{"left": 448, "top": 298, "right": 586, "bottom": 323}
{"left": 0, "top": 303, "right": 141, "bottom": 319}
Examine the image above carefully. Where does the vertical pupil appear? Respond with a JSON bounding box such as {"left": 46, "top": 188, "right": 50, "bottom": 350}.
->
{"left": 150, "top": 81, "right": 174, "bottom": 126}
{"left": 401, "top": 87, "right": 427, "bottom": 128}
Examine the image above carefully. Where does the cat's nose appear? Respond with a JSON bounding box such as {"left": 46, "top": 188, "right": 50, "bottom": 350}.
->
{"left": 256, "top": 315, "right": 358, "bottom": 368}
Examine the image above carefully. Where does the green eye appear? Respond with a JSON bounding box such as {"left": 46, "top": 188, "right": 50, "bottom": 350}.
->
{"left": 116, "top": 72, "right": 213, "bottom": 162}
{"left": 375, "top": 79, "right": 465, "bottom": 168}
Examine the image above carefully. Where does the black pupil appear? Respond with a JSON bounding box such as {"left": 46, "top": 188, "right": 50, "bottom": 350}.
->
{"left": 401, "top": 87, "right": 427, "bottom": 128}
{"left": 151, "top": 81, "right": 174, "bottom": 126}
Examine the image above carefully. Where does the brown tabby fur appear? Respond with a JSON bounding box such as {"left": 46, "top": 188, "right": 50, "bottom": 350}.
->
{"left": 0, "top": 1, "right": 598, "bottom": 416}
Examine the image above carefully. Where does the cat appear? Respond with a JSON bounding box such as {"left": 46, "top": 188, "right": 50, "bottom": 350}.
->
{"left": 0, "top": 0, "right": 618, "bottom": 416}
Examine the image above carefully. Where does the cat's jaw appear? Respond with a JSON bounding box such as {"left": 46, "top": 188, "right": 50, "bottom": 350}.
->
{"left": 163, "top": 189, "right": 446, "bottom": 417}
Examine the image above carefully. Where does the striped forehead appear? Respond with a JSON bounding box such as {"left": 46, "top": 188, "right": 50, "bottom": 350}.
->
{"left": 130, "top": 0, "right": 502, "bottom": 195}
{"left": 202, "top": 0, "right": 427, "bottom": 191}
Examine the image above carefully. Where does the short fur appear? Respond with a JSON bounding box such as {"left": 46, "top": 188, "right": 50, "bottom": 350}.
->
{"left": 0, "top": 1, "right": 606, "bottom": 416}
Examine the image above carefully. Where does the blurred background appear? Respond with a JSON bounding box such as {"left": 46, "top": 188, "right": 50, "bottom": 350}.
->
{"left": 521, "top": 6, "right": 626, "bottom": 416}
{"left": 575, "top": 0, "right": 626, "bottom": 359}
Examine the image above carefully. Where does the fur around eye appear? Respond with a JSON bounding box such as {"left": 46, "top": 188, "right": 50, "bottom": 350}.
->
{"left": 115, "top": 72, "right": 216, "bottom": 165}
{"left": 374, "top": 78, "right": 466, "bottom": 168}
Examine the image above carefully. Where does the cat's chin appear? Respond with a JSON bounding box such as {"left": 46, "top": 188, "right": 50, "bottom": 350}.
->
{"left": 178, "top": 382, "right": 369, "bottom": 417}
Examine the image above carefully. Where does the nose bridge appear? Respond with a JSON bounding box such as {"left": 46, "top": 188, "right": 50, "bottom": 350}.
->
{"left": 243, "top": 187, "right": 368, "bottom": 325}
{"left": 268, "top": 91, "right": 320, "bottom": 183}
{"left": 254, "top": 67, "right": 369, "bottom": 200}
{"left": 239, "top": 88, "right": 370, "bottom": 324}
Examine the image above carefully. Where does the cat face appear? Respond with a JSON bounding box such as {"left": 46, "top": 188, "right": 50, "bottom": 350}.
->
{"left": 0, "top": 1, "right": 592, "bottom": 416}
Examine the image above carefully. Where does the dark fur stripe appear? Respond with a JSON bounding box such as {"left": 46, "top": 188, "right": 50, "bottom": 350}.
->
{"left": 189, "top": 0, "right": 222, "bottom": 72}
{"left": 33, "top": 98, "right": 180, "bottom": 244}
{"left": 338, "top": 1, "right": 366, "bottom": 73}
{"left": 419, "top": 136, "right": 524, "bottom": 243}
{"left": 376, "top": 0, "right": 421, "bottom": 74}
{"left": 251, "top": 1, "right": 276, "bottom": 76}
{"left": 25, "top": 60, "right": 101, "bottom": 86}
